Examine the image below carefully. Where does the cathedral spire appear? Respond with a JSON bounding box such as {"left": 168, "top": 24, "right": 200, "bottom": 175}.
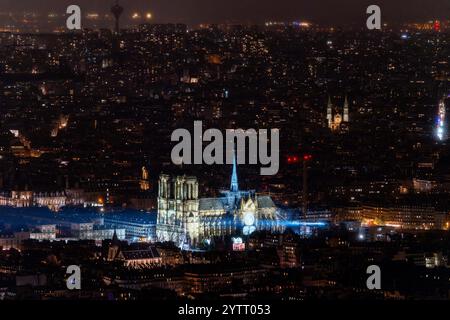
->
{"left": 343, "top": 95, "right": 349, "bottom": 122}
{"left": 327, "top": 96, "right": 333, "bottom": 126}
{"left": 230, "top": 149, "right": 239, "bottom": 192}
{"left": 112, "top": 227, "right": 119, "bottom": 245}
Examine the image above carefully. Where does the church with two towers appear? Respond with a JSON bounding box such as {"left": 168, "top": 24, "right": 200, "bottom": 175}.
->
{"left": 156, "top": 157, "right": 281, "bottom": 248}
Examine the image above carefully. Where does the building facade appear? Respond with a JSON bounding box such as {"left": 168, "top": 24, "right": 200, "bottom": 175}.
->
{"left": 336, "top": 204, "right": 447, "bottom": 230}
{"left": 0, "top": 190, "right": 86, "bottom": 212}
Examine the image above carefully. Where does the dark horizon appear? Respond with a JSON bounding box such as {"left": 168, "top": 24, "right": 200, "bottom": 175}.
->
{"left": 0, "top": 0, "right": 449, "bottom": 26}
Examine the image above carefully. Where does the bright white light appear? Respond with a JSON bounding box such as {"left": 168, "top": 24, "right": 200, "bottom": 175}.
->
{"left": 243, "top": 226, "right": 256, "bottom": 235}
{"left": 437, "top": 127, "right": 444, "bottom": 140}
{"left": 436, "top": 99, "right": 446, "bottom": 141}
{"left": 243, "top": 212, "right": 255, "bottom": 226}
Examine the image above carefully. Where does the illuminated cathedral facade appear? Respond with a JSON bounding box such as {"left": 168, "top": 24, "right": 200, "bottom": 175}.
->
{"left": 327, "top": 95, "right": 349, "bottom": 131}
{"left": 156, "top": 158, "right": 282, "bottom": 248}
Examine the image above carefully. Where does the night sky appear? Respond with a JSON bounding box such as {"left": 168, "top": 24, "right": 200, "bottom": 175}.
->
{"left": 0, "top": 0, "right": 449, "bottom": 25}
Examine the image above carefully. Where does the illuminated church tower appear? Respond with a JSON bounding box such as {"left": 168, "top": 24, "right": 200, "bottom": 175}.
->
{"left": 327, "top": 95, "right": 350, "bottom": 131}
{"left": 156, "top": 175, "right": 200, "bottom": 247}
{"left": 343, "top": 95, "right": 349, "bottom": 122}
{"left": 327, "top": 96, "right": 333, "bottom": 127}
{"left": 140, "top": 166, "right": 150, "bottom": 191}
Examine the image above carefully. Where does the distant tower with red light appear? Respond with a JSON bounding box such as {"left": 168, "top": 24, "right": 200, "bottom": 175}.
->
{"left": 111, "top": 1, "right": 124, "bottom": 33}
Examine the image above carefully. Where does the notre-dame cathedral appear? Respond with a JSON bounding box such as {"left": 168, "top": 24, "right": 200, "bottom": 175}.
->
{"left": 156, "top": 157, "right": 282, "bottom": 248}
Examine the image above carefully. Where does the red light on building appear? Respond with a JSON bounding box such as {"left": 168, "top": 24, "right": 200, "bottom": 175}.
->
{"left": 287, "top": 154, "right": 312, "bottom": 163}
{"left": 287, "top": 155, "right": 300, "bottom": 164}
{"left": 434, "top": 20, "right": 441, "bottom": 32}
